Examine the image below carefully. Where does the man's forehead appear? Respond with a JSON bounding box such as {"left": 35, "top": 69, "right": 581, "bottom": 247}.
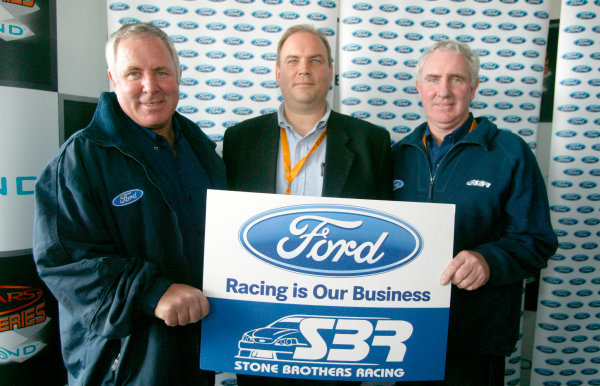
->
{"left": 422, "top": 52, "right": 468, "bottom": 73}
{"left": 116, "top": 35, "right": 167, "bottom": 55}
{"left": 282, "top": 32, "right": 326, "bottom": 50}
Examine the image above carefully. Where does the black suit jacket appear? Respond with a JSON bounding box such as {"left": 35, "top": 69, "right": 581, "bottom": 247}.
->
{"left": 223, "top": 110, "right": 392, "bottom": 200}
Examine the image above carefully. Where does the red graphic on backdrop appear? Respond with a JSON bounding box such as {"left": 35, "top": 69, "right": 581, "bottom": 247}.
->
{"left": 0, "top": 285, "right": 46, "bottom": 332}
{"left": 1, "top": 1, "right": 35, "bottom": 7}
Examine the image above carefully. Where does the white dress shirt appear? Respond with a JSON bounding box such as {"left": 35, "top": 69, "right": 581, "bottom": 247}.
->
{"left": 275, "top": 103, "right": 331, "bottom": 197}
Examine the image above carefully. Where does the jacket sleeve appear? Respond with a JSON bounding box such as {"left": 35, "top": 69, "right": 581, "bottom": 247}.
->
{"left": 376, "top": 129, "right": 393, "bottom": 200}
{"left": 33, "top": 145, "right": 172, "bottom": 339}
{"left": 473, "top": 140, "right": 558, "bottom": 286}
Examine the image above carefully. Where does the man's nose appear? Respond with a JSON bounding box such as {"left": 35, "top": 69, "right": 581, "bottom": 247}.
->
{"left": 141, "top": 73, "right": 158, "bottom": 93}
{"left": 298, "top": 59, "right": 310, "bottom": 75}
{"left": 437, "top": 78, "right": 451, "bottom": 96}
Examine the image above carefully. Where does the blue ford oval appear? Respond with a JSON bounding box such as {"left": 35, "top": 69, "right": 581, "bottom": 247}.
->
{"left": 240, "top": 205, "right": 423, "bottom": 277}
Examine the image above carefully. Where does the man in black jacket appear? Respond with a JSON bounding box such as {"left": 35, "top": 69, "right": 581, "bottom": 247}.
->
{"left": 224, "top": 24, "right": 392, "bottom": 386}
{"left": 224, "top": 24, "right": 391, "bottom": 201}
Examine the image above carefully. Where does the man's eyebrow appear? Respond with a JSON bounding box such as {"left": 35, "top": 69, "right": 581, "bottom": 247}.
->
{"left": 124, "top": 65, "right": 142, "bottom": 71}
{"left": 424, "top": 73, "right": 467, "bottom": 79}
{"left": 123, "top": 65, "right": 170, "bottom": 72}
{"left": 283, "top": 54, "right": 326, "bottom": 60}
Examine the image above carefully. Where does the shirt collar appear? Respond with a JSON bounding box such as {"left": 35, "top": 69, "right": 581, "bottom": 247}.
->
{"left": 133, "top": 117, "right": 180, "bottom": 145}
{"left": 425, "top": 113, "right": 474, "bottom": 148}
{"left": 277, "top": 102, "right": 331, "bottom": 139}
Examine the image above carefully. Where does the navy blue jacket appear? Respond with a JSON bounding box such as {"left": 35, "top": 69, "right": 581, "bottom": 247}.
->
{"left": 392, "top": 117, "right": 557, "bottom": 356}
{"left": 33, "top": 92, "right": 226, "bottom": 385}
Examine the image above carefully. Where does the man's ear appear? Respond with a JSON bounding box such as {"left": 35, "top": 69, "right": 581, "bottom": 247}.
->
{"left": 107, "top": 69, "right": 117, "bottom": 89}
{"left": 470, "top": 79, "right": 479, "bottom": 101}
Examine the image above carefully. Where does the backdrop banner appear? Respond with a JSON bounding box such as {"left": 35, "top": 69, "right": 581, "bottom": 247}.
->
{"left": 107, "top": 0, "right": 338, "bottom": 154}
{"left": 531, "top": 1, "right": 600, "bottom": 385}
{"left": 337, "top": 1, "right": 551, "bottom": 147}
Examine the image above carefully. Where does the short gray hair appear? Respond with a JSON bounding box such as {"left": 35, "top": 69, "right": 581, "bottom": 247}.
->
{"left": 416, "top": 40, "right": 480, "bottom": 89}
{"left": 106, "top": 22, "right": 181, "bottom": 81}
{"left": 277, "top": 24, "right": 332, "bottom": 66}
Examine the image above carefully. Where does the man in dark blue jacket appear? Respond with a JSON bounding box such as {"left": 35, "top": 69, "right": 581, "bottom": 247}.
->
{"left": 392, "top": 40, "right": 557, "bottom": 385}
{"left": 33, "top": 23, "right": 226, "bottom": 385}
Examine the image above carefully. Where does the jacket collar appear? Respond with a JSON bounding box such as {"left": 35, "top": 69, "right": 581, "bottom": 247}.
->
{"left": 323, "top": 111, "right": 354, "bottom": 197}
{"left": 80, "top": 92, "right": 223, "bottom": 188}
{"left": 257, "top": 110, "right": 355, "bottom": 197}
{"left": 398, "top": 116, "right": 498, "bottom": 152}
{"left": 83, "top": 92, "right": 216, "bottom": 151}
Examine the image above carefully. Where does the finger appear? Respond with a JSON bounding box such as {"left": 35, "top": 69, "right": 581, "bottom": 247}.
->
{"left": 200, "top": 296, "right": 210, "bottom": 319}
{"left": 164, "top": 313, "right": 179, "bottom": 327}
{"left": 440, "top": 259, "right": 460, "bottom": 285}
{"left": 452, "top": 263, "right": 474, "bottom": 286}
{"left": 467, "top": 273, "right": 488, "bottom": 291}
{"left": 457, "top": 268, "right": 486, "bottom": 291}
{"left": 188, "top": 300, "right": 204, "bottom": 324}
{"left": 454, "top": 274, "right": 475, "bottom": 289}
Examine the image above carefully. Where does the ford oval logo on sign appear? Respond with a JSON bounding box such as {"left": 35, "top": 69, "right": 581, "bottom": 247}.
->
{"left": 239, "top": 205, "right": 423, "bottom": 277}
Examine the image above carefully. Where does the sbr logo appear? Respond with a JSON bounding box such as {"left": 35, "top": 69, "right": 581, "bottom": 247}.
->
{"left": 237, "top": 315, "right": 413, "bottom": 363}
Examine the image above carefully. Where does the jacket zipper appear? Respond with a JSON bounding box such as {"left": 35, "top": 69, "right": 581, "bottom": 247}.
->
{"left": 111, "top": 353, "right": 120, "bottom": 372}
{"left": 110, "top": 145, "right": 178, "bottom": 217}
{"left": 417, "top": 143, "right": 461, "bottom": 200}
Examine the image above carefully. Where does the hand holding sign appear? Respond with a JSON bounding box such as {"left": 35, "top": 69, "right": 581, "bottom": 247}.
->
{"left": 440, "top": 250, "right": 490, "bottom": 291}
{"left": 155, "top": 283, "right": 210, "bottom": 326}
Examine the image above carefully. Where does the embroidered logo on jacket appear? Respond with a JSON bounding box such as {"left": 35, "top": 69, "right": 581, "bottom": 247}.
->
{"left": 466, "top": 180, "right": 491, "bottom": 188}
{"left": 393, "top": 180, "right": 404, "bottom": 190}
{"left": 112, "top": 189, "right": 144, "bottom": 207}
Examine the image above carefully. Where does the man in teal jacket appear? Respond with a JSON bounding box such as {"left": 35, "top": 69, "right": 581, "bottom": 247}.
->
{"left": 33, "top": 23, "right": 226, "bottom": 385}
{"left": 392, "top": 40, "right": 557, "bottom": 385}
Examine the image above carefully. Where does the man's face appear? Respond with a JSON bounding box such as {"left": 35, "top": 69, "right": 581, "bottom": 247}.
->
{"left": 416, "top": 49, "right": 478, "bottom": 133}
{"left": 276, "top": 31, "right": 333, "bottom": 113}
{"left": 108, "top": 35, "right": 179, "bottom": 132}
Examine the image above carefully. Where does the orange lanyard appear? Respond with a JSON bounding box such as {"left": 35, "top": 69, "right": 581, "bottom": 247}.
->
{"left": 422, "top": 119, "right": 478, "bottom": 152}
{"left": 280, "top": 126, "right": 327, "bottom": 195}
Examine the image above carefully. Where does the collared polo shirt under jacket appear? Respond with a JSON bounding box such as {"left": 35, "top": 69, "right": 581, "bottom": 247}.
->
{"left": 425, "top": 114, "right": 474, "bottom": 177}
{"left": 276, "top": 103, "right": 331, "bottom": 197}
{"left": 134, "top": 119, "right": 212, "bottom": 288}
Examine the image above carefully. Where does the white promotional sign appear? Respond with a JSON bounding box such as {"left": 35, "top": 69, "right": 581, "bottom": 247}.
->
{"left": 201, "top": 190, "right": 454, "bottom": 382}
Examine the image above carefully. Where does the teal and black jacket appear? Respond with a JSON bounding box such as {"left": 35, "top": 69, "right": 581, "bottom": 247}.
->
{"left": 33, "top": 92, "right": 226, "bottom": 385}
{"left": 392, "top": 117, "right": 557, "bottom": 356}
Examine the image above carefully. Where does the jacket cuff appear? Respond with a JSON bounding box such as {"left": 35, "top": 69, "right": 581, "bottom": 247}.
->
{"left": 473, "top": 244, "right": 501, "bottom": 285}
{"left": 141, "top": 277, "right": 173, "bottom": 317}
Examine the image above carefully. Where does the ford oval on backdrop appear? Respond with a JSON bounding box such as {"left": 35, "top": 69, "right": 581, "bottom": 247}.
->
{"left": 239, "top": 205, "right": 423, "bottom": 276}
